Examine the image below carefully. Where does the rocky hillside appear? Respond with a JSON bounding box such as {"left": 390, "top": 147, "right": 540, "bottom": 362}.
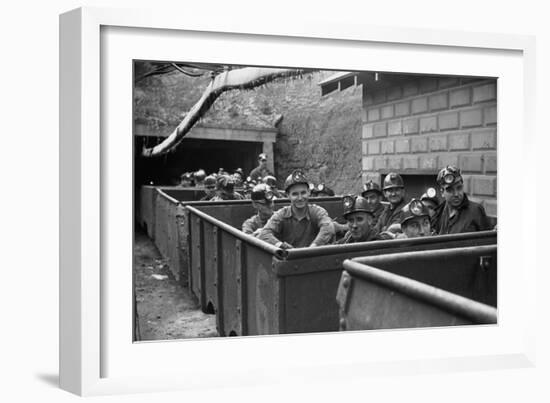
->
{"left": 135, "top": 65, "right": 363, "bottom": 194}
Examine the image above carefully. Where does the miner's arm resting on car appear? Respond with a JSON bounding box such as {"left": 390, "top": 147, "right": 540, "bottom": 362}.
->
{"left": 258, "top": 205, "right": 335, "bottom": 248}
{"left": 309, "top": 205, "right": 335, "bottom": 247}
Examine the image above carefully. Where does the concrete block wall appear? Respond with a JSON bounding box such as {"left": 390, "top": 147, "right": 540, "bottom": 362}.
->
{"left": 361, "top": 77, "right": 497, "bottom": 216}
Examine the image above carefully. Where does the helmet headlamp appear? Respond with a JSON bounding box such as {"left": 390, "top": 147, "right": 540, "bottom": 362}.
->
{"left": 293, "top": 171, "right": 306, "bottom": 182}
{"left": 251, "top": 184, "right": 274, "bottom": 202}
{"left": 443, "top": 173, "right": 455, "bottom": 184}
{"left": 343, "top": 195, "right": 355, "bottom": 210}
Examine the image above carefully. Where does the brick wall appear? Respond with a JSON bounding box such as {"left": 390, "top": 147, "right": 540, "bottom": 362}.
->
{"left": 361, "top": 77, "right": 497, "bottom": 217}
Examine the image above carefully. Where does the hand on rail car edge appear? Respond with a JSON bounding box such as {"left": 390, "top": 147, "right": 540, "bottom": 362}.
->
{"left": 276, "top": 241, "right": 294, "bottom": 250}
{"left": 377, "top": 231, "right": 396, "bottom": 240}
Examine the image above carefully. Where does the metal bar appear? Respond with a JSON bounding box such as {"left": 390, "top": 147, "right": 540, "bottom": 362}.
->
{"left": 150, "top": 188, "right": 157, "bottom": 240}
{"left": 342, "top": 259, "right": 497, "bottom": 324}
{"left": 214, "top": 227, "right": 225, "bottom": 335}
{"left": 185, "top": 205, "right": 288, "bottom": 259}
{"left": 155, "top": 187, "right": 180, "bottom": 205}
{"left": 351, "top": 245, "right": 496, "bottom": 266}
{"left": 198, "top": 216, "right": 206, "bottom": 310}
{"left": 186, "top": 208, "right": 193, "bottom": 292}
{"left": 175, "top": 195, "right": 340, "bottom": 207}
{"left": 283, "top": 231, "right": 497, "bottom": 260}
{"left": 236, "top": 240, "right": 247, "bottom": 335}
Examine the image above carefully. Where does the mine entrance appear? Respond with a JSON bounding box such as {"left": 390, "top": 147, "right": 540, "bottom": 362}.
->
{"left": 135, "top": 137, "right": 263, "bottom": 186}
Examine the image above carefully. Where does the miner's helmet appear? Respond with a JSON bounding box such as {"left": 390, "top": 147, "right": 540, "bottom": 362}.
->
{"left": 437, "top": 165, "right": 463, "bottom": 189}
{"left": 361, "top": 180, "right": 382, "bottom": 197}
{"left": 400, "top": 199, "right": 430, "bottom": 225}
{"left": 315, "top": 183, "right": 335, "bottom": 196}
{"left": 193, "top": 169, "right": 206, "bottom": 181}
{"left": 262, "top": 175, "right": 277, "bottom": 187}
{"left": 420, "top": 187, "right": 439, "bottom": 205}
{"left": 216, "top": 174, "right": 235, "bottom": 192}
{"left": 250, "top": 184, "right": 274, "bottom": 204}
{"left": 258, "top": 153, "right": 267, "bottom": 161}
{"left": 204, "top": 175, "right": 217, "bottom": 189}
{"left": 284, "top": 169, "right": 310, "bottom": 193}
{"left": 383, "top": 172, "right": 404, "bottom": 190}
{"left": 342, "top": 195, "right": 374, "bottom": 218}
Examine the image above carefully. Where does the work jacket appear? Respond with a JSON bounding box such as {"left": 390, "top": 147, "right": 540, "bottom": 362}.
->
{"left": 374, "top": 199, "right": 407, "bottom": 233}
{"left": 370, "top": 202, "right": 386, "bottom": 229}
{"left": 258, "top": 204, "right": 334, "bottom": 248}
{"left": 433, "top": 194, "right": 491, "bottom": 235}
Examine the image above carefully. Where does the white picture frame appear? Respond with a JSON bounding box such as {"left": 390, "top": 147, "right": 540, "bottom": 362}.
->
{"left": 60, "top": 6, "right": 537, "bottom": 396}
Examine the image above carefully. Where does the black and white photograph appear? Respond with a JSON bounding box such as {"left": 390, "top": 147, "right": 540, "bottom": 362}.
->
{"left": 133, "top": 61, "right": 498, "bottom": 341}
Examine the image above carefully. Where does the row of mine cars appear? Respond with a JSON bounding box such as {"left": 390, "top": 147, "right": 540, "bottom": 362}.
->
{"left": 137, "top": 185, "right": 497, "bottom": 337}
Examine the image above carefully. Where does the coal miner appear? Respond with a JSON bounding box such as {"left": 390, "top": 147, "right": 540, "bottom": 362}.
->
{"left": 262, "top": 175, "right": 286, "bottom": 198}
{"left": 248, "top": 153, "right": 273, "bottom": 183}
{"left": 334, "top": 195, "right": 377, "bottom": 244}
{"left": 242, "top": 184, "right": 275, "bottom": 236}
{"left": 210, "top": 174, "right": 245, "bottom": 201}
{"left": 310, "top": 183, "right": 335, "bottom": 197}
{"left": 193, "top": 169, "right": 206, "bottom": 187}
{"left": 179, "top": 172, "right": 194, "bottom": 187}
{"left": 374, "top": 172, "right": 408, "bottom": 234}
{"left": 361, "top": 180, "right": 385, "bottom": 228}
{"left": 199, "top": 175, "right": 217, "bottom": 201}
{"left": 258, "top": 170, "right": 334, "bottom": 249}
{"left": 433, "top": 165, "right": 491, "bottom": 234}
{"left": 233, "top": 168, "right": 245, "bottom": 187}
{"left": 420, "top": 187, "right": 440, "bottom": 228}
{"left": 395, "top": 199, "right": 433, "bottom": 239}
{"left": 420, "top": 187, "right": 439, "bottom": 218}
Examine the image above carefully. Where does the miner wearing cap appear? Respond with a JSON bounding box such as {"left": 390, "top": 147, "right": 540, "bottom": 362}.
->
{"left": 361, "top": 180, "right": 385, "bottom": 228}
{"left": 193, "top": 169, "right": 206, "bottom": 188}
{"left": 248, "top": 153, "right": 273, "bottom": 183}
{"left": 373, "top": 172, "right": 408, "bottom": 233}
{"left": 210, "top": 174, "right": 245, "bottom": 201}
{"left": 394, "top": 199, "right": 433, "bottom": 239}
{"left": 233, "top": 168, "right": 245, "bottom": 187}
{"left": 180, "top": 172, "right": 194, "bottom": 187}
{"left": 242, "top": 184, "right": 275, "bottom": 236}
{"left": 433, "top": 165, "right": 491, "bottom": 234}
{"left": 262, "top": 175, "right": 285, "bottom": 198}
{"left": 199, "top": 175, "right": 217, "bottom": 201}
{"left": 420, "top": 187, "right": 440, "bottom": 228}
{"left": 334, "top": 195, "right": 378, "bottom": 244}
{"left": 258, "top": 170, "right": 334, "bottom": 249}
{"left": 310, "top": 183, "right": 335, "bottom": 197}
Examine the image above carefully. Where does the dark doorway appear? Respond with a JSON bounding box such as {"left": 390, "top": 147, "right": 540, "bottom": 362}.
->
{"left": 381, "top": 173, "right": 438, "bottom": 202}
{"left": 135, "top": 137, "right": 263, "bottom": 186}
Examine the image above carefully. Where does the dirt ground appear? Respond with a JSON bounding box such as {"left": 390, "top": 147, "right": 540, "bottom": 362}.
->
{"left": 133, "top": 228, "right": 217, "bottom": 341}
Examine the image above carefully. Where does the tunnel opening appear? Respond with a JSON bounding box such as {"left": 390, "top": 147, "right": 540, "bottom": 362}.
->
{"left": 135, "top": 136, "right": 263, "bottom": 187}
